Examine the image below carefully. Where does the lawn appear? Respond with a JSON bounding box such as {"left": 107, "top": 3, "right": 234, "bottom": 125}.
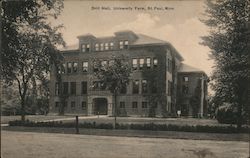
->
{"left": 2, "top": 115, "right": 244, "bottom": 128}
{"left": 67, "top": 116, "right": 233, "bottom": 127}
{"left": 1, "top": 115, "right": 75, "bottom": 124}
{"left": 3, "top": 126, "right": 249, "bottom": 142}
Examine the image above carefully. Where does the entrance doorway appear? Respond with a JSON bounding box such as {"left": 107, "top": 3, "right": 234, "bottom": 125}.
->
{"left": 181, "top": 104, "right": 189, "bottom": 116}
{"left": 93, "top": 98, "right": 108, "bottom": 115}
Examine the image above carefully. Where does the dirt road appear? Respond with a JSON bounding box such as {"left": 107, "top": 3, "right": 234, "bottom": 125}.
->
{"left": 2, "top": 131, "right": 249, "bottom": 158}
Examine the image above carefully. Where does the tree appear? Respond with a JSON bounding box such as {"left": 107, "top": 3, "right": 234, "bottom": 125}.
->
{"left": 1, "top": 83, "right": 21, "bottom": 116}
{"left": 1, "top": 0, "right": 65, "bottom": 121}
{"left": 201, "top": 0, "right": 250, "bottom": 129}
{"left": 94, "top": 56, "right": 131, "bottom": 129}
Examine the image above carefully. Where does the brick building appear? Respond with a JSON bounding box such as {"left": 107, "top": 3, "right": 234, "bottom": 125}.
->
{"left": 49, "top": 30, "right": 208, "bottom": 117}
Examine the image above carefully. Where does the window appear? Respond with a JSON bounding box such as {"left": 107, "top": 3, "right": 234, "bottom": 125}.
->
{"left": 119, "top": 41, "right": 124, "bottom": 49}
{"left": 81, "top": 81, "right": 87, "bottom": 94}
{"left": 120, "top": 102, "right": 125, "bottom": 108}
{"left": 62, "top": 64, "right": 66, "bottom": 74}
{"left": 82, "top": 61, "right": 88, "bottom": 72}
{"left": 58, "top": 64, "right": 66, "bottom": 74}
{"left": 151, "top": 80, "right": 157, "bottom": 93}
{"left": 55, "top": 82, "right": 59, "bottom": 95}
{"left": 153, "top": 58, "right": 158, "bottom": 68}
{"left": 170, "top": 60, "right": 172, "bottom": 72}
{"left": 132, "top": 59, "right": 138, "bottom": 70}
{"left": 168, "top": 58, "right": 172, "bottom": 73}
{"left": 120, "top": 84, "right": 127, "bottom": 94}
{"left": 146, "top": 58, "right": 151, "bottom": 68}
{"left": 139, "top": 58, "right": 144, "bottom": 69}
{"left": 63, "top": 82, "right": 68, "bottom": 95}
{"left": 55, "top": 102, "right": 59, "bottom": 108}
{"left": 100, "top": 43, "right": 104, "bottom": 51}
{"left": 92, "top": 81, "right": 105, "bottom": 90}
{"left": 86, "top": 44, "right": 90, "bottom": 52}
{"left": 168, "top": 81, "right": 172, "bottom": 96}
{"left": 167, "top": 58, "right": 170, "bottom": 71}
{"left": 81, "top": 44, "right": 86, "bottom": 52}
{"left": 81, "top": 44, "right": 90, "bottom": 52}
{"left": 132, "top": 80, "right": 139, "bottom": 94}
{"left": 67, "top": 62, "right": 72, "bottom": 73}
{"left": 70, "top": 82, "right": 76, "bottom": 95}
{"left": 142, "top": 80, "right": 148, "bottom": 93}
{"left": 182, "top": 85, "right": 189, "bottom": 94}
{"left": 183, "top": 76, "right": 189, "bottom": 82}
{"left": 110, "top": 42, "right": 114, "bottom": 50}
{"left": 142, "top": 102, "right": 148, "bottom": 108}
{"left": 73, "top": 62, "right": 78, "bottom": 73}
{"left": 105, "top": 43, "right": 109, "bottom": 50}
{"left": 124, "top": 40, "right": 129, "bottom": 49}
{"left": 132, "top": 102, "right": 138, "bottom": 108}
{"left": 82, "top": 102, "right": 87, "bottom": 110}
{"left": 95, "top": 44, "right": 99, "bottom": 51}
{"left": 71, "top": 101, "right": 75, "bottom": 109}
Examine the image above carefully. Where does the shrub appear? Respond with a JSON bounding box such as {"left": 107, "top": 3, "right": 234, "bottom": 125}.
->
{"left": 115, "top": 123, "right": 129, "bottom": 129}
{"left": 96, "top": 123, "right": 113, "bottom": 129}
{"left": 8, "top": 120, "right": 249, "bottom": 133}
{"left": 216, "top": 103, "right": 239, "bottom": 124}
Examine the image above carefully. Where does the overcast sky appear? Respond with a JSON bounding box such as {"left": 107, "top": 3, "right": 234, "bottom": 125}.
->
{"left": 53, "top": 0, "right": 214, "bottom": 80}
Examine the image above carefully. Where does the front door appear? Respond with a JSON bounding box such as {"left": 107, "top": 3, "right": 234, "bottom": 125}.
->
{"left": 181, "top": 104, "right": 189, "bottom": 116}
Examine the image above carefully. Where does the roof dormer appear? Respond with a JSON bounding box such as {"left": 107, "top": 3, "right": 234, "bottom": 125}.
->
{"left": 77, "top": 34, "right": 96, "bottom": 52}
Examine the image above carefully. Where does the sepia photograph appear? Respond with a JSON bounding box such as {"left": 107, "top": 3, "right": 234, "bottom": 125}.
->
{"left": 1, "top": 0, "right": 249, "bottom": 158}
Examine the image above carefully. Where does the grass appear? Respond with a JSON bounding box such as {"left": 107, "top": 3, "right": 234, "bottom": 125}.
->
{"left": 8, "top": 119, "right": 249, "bottom": 134}
{"left": 2, "top": 126, "right": 249, "bottom": 142}
{"left": 1, "top": 115, "right": 75, "bottom": 124}
{"left": 67, "top": 116, "right": 240, "bottom": 127}
{"left": 3, "top": 115, "right": 247, "bottom": 128}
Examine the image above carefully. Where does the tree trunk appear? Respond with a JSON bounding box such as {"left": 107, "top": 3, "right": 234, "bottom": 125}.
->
{"left": 237, "top": 92, "right": 244, "bottom": 131}
{"left": 236, "top": 82, "right": 246, "bottom": 131}
{"left": 114, "top": 91, "right": 117, "bottom": 129}
{"left": 21, "top": 97, "right": 25, "bottom": 122}
{"left": 59, "top": 101, "right": 65, "bottom": 116}
{"left": 58, "top": 93, "right": 67, "bottom": 116}
{"left": 237, "top": 103, "right": 242, "bottom": 131}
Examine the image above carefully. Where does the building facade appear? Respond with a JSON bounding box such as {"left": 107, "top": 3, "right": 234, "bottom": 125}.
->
{"left": 49, "top": 30, "right": 208, "bottom": 117}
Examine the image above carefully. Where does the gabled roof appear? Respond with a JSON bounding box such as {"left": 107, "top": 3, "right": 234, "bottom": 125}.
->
{"left": 178, "top": 63, "right": 204, "bottom": 73}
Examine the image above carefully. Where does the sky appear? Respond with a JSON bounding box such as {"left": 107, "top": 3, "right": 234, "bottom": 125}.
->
{"left": 52, "top": 0, "right": 214, "bottom": 82}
